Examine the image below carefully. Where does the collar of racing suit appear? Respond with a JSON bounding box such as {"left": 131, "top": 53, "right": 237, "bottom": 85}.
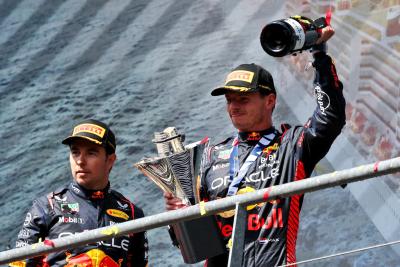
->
{"left": 237, "top": 127, "right": 276, "bottom": 143}
{"left": 69, "top": 181, "right": 111, "bottom": 200}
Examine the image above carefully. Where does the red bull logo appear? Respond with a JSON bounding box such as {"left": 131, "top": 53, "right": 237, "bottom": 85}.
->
{"left": 247, "top": 132, "right": 261, "bottom": 141}
{"left": 91, "top": 191, "right": 105, "bottom": 199}
{"left": 248, "top": 208, "right": 283, "bottom": 231}
{"left": 217, "top": 207, "right": 284, "bottom": 238}
{"left": 65, "top": 249, "right": 122, "bottom": 267}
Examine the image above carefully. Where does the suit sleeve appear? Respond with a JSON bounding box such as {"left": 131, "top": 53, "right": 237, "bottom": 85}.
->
{"left": 299, "top": 51, "right": 346, "bottom": 171}
{"left": 129, "top": 207, "right": 148, "bottom": 267}
{"left": 10, "top": 198, "right": 50, "bottom": 267}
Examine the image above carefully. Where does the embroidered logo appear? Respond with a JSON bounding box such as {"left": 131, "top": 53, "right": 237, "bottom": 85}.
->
{"left": 61, "top": 203, "right": 79, "bottom": 214}
{"left": 217, "top": 149, "right": 231, "bottom": 160}
{"left": 106, "top": 209, "right": 129, "bottom": 220}
{"left": 117, "top": 201, "right": 129, "bottom": 210}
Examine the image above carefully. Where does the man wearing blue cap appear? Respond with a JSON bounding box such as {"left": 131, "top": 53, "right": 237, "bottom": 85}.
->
{"left": 11, "top": 119, "right": 148, "bottom": 267}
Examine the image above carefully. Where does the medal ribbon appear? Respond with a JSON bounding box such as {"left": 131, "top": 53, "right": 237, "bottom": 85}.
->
{"left": 226, "top": 131, "right": 276, "bottom": 196}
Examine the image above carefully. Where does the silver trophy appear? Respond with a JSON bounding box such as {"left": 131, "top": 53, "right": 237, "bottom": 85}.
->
{"left": 135, "top": 127, "right": 225, "bottom": 263}
{"left": 134, "top": 127, "right": 208, "bottom": 205}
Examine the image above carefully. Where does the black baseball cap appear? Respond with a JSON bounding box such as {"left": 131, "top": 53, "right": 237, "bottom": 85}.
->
{"left": 211, "top": 63, "right": 276, "bottom": 96}
{"left": 62, "top": 119, "right": 116, "bottom": 154}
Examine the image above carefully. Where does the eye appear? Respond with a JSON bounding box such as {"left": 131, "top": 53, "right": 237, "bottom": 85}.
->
{"left": 71, "top": 149, "right": 80, "bottom": 156}
{"left": 240, "top": 97, "right": 249, "bottom": 104}
{"left": 88, "top": 150, "right": 98, "bottom": 156}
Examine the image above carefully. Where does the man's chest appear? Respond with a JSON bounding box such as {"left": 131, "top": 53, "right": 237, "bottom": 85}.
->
{"left": 205, "top": 141, "right": 282, "bottom": 199}
{"left": 48, "top": 194, "right": 132, "bottom": 238}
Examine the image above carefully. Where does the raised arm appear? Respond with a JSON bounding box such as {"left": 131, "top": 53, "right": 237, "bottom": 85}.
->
{"left": 299, "top": 26, "right": 346, "bottom": 168}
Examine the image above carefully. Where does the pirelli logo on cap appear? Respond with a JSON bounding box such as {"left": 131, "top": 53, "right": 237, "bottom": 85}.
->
{"left": 225, "top": 70, "right": 254, "bottom": 84}
{"left": 73, "top": 124, "right": 106, "bottom": 138}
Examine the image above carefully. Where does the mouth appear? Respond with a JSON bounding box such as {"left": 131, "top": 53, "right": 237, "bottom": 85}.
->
{"left": 230, "top": 113, "right": 245, "bottom": 118}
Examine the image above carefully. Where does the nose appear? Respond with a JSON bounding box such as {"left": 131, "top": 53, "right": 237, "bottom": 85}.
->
{"left": 75, "top": 153, "right": 86, "bottom": 165}
{"left": 228, "top": 100, "right": 241, "bottom": 112}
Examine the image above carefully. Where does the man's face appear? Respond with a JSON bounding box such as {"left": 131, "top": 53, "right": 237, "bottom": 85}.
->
{"left": 225, "top": 91, "right": 275, "bottom": 132}
{"left": 69, "top": 139, "right": 116, "bottom": 190}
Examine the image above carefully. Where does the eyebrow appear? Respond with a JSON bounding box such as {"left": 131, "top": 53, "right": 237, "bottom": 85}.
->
{"left": 87, "top": 147, "right": 100, "bottom": 152}
{"left": 69, "top": 146, "right": 100, "bottom": 152}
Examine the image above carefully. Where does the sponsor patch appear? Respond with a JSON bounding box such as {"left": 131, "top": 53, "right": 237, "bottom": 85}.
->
{"left": 8, "top": 260, "right": 26, "bottom": 267}
{"left": 217, "top": 149, "right": 231, "bottom": 160}
{"left": 73, "top": 123, "right": 106, "bottom": 138}
{"left": 258, "top": 238, "right": 280, "bottom": 244}
{"left": 61, "top": 203, "right": 79, "bottom": 214}
{"left": 225, "top": 70, "right": 254, "bottom": 84}
{"left": 65, "top": 248, "right": 124, "bottom": 265}
{"left": 262, "top": 143, "right": 279, "bottom": 154}
{"left": 71, "top": 184, "right": 80, "bottom": 194}
{"left": 314, "top": 85, "right": 330, "bottom": 115}
{"left": 15, "top": 240, "right": 29, "bottom": 248}
{"left": 23, "top": 213, "right": 31, "bottom": 227}
{"left": 91, "top": 191, "right": 105, "bottom": 199}
{"left": 247, "top": 208, "right": 283, "bottom": 231}
{"left": 107, "top": 209, "right": 129, "bottom": 220}
{"left": 212, "top": 163, "right": 229, "bottom": 171}
{"left": 58, "top": 216, "right": 84, "bottom": 224}
{"left": 98, "top": 238, "right": 130, "bottom": 252}
{"left": 117, "top": 200, "right": 129, "bottom": 210}
{"left": 54, "top": 195, "right": 67, "bottom": 202}
{"left": 217, "top": 221, "right": 233, "bottom": 237}
{"left": 247, "top": 132, "right": 261, "bottom": 141}
{"left": 17, "top": 229, "right": 30, "bottom": 239}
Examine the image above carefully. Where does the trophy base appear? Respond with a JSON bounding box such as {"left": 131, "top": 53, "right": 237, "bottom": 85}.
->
{"left": 172, "top": 215, "right": 226, "bottom": 264}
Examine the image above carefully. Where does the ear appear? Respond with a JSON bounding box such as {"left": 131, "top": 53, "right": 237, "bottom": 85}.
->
{"left": 265, "top": 94, "right": 276, "bottom": 109}
{"left": 107, "top": 153, "right": 116, "bottom": 165}
{"left": 106, "top": 153, "right": 117, "bottom": 174}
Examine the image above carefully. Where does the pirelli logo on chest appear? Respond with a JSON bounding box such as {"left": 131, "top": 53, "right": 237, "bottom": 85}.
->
{"left": 225, "top": 70, "right": 254, "bottom": 84}
{"left": 106, "top": 209, "right": 129, "bottom": 220}
{"left": 73, "top": 124, "right": 106, "bottom": 138}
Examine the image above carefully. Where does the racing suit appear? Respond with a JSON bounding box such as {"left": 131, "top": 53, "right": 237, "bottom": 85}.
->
{"left": 11, "top": 181, "right": 148, "bottom": 267}
{"left": 201, "top": 52, "right": 346, "bottom": 267}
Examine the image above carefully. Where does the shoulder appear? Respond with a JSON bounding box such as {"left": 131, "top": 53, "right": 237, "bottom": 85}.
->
{"left": 202, "top": 135, "right": 234, "bottom": 165}
{"left": 33, "top": 184, "right": 69, "bottom": 207}
{"left": 213, "top": 135, "right": 235, "bottom": 147}
{"left": 278, "top": 123, "right": 304, "bottom": 143}
{"left": 209, "top": 135, "right": 235, "bottom": 155}
{"left": 133, "top": 205, "right": 145, "bottom": 218}
{"left": 109, "top": 189, "right": 131, "bottom": 202}
{"left": 109, "top": 189, "right": 145, "bottom": 218}
{"left": 33, "top": 195, "right": 50, "bottom": 209}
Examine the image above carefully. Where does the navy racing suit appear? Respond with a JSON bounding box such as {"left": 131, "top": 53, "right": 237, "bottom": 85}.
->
{"left": 201, "top": 52, "right": 346, "bottom": 267}
{"left": 12, "top": 181, "right": 148, "bottom": 267}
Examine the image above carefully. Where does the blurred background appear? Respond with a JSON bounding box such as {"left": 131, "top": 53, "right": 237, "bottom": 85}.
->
{"left": 0, "top": 0, "right": 399, "bottom": 266}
